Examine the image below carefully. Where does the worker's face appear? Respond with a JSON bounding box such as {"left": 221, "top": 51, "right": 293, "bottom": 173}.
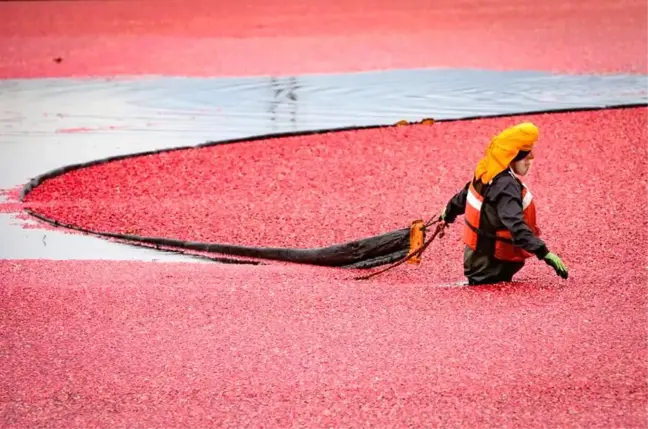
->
{"left": 511, "top": 151, "right": 534, "bottom": 176}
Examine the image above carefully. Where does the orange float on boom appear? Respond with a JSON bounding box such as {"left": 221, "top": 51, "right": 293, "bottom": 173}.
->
{"left": 408, "top": 219, "right": 425, "bottom": 264}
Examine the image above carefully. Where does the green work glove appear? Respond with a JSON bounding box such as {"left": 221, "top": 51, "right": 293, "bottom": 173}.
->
{"left": 543, "top": 252, "right": 569, "bottom": 279}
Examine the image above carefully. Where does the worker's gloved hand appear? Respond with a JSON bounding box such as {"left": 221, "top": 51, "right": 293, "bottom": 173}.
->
{"left": 543, "top": 252, "right": 568, "bottom": 279}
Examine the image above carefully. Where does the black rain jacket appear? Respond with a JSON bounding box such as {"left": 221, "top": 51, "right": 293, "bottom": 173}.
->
{"left": 443, "top": 169, "right": 549, "bottom": 259}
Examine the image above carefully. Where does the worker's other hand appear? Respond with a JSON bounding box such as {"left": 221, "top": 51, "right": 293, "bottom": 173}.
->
{"left": 543, "top": 252, "right": 568, "bottom": 279}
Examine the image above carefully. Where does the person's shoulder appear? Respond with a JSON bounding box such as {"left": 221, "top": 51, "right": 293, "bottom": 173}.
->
{"left": 489, "top": 169, "right": 522, "bottom": 195}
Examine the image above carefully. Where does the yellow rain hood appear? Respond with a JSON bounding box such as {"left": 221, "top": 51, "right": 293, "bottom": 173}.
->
{"left": 474, "top": 122, "right": 539, "bottom": 184}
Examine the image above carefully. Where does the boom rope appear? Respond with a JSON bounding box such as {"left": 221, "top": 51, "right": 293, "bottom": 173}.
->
{"left": 354, "top": 214, "right": 448, "bottom": 280}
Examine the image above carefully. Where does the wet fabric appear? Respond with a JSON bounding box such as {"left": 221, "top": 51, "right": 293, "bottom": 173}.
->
{"left": 463, "top": 245, "right": 525, "bottom": 284}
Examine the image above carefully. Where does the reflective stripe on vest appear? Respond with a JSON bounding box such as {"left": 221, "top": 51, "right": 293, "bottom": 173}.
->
{"left": 462, "top": 181, "right": 539, "bottom": 262}
{"left": 462, "top": 183, "right": 483, "bottom": 251}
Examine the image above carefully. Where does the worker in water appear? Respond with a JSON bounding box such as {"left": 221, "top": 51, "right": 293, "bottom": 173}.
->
{"left": 439, "top": 122, "right": 568, "bottom": 285}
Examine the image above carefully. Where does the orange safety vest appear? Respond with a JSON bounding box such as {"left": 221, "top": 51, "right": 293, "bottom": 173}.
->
{"left": 462, "top": 175, "right": 540, "bottom": 262}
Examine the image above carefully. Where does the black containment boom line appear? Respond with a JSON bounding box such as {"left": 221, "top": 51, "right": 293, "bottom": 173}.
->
{"left": 20, "top": 103, "right": 648, "bottom": 268}
{"left": 23, "top": 207, "right": 410, "bottom": 269}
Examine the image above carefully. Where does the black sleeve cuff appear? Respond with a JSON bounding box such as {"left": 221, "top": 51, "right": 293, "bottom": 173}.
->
{"left": 444, "top": 206, "right": 456, "bottom": 223}
{"left": 535, "top": 245, "right": 549, "bottom": 259}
